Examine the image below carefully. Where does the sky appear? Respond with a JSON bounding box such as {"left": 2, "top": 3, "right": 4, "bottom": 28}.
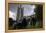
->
{"left": 9, "top": 4, "right": 36, "bottom": 20}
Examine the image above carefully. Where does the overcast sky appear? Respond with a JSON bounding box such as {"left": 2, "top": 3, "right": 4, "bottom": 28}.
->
{"left": 9, "top": 4, "right": 36, "bottom": 20}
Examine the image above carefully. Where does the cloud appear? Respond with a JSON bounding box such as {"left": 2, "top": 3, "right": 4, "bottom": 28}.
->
{"left": 9, "top": 10, "right": 16, "bottom": 20}
{"left": 9, "top": 4, "right": 36, "bottom": 20}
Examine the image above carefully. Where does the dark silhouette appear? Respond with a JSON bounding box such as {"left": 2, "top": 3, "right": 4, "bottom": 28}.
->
{"left": 22, "top": 18, "right": 27, "bottom": 28}
{"left": 9, "top": 18, "right": 13, "bottom": 27}
{"left": 31, "top": 17, "right": 37, "bottom": 26}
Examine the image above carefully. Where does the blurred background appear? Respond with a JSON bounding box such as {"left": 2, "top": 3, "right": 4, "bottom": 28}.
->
{"left": 8, "top": 4, "right": 43, "bottom": 30}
